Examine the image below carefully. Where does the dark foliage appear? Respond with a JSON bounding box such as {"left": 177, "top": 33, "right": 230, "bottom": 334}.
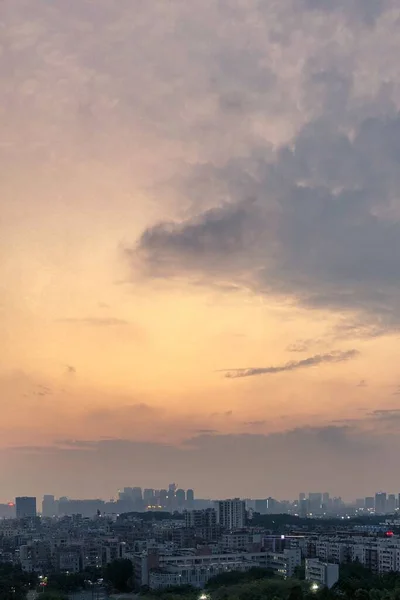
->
{"left": 105, "top": 558, "right": 134, "bottom": 592}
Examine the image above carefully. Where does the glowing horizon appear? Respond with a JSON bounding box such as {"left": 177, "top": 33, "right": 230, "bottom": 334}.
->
{"left": 2, "top": 0, "right": 400, "bottom": 501}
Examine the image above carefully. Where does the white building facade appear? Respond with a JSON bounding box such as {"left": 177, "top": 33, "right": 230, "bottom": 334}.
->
{"left": 305, "top": 559, "right": 339, "bottom": 589}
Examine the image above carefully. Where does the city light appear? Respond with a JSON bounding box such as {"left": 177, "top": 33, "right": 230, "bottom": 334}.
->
{"left": 311, "top": 583, "right": 319, "bottom": 592}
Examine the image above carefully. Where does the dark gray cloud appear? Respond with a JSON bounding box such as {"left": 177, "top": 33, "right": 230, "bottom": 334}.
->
{"left": 121, "top": 0, "right": 400, "bottom": 334}
{"left": 370, "top": 409, "right": 400, "bottom": 419}
{"left": 2, "top": 1, "right": 400, "bottom": 339}
{"left": 221, "top": 349, "right": 359, "bottom": 379}
{"left": 134, "top": 109, "right": 400, "bottom": 330}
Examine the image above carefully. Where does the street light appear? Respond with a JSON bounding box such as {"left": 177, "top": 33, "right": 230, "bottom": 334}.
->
{"left": 311, "top": 583, "right": 319, "bottom": 592}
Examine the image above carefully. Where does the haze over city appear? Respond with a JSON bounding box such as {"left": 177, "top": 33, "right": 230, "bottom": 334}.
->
{"left": 3, "top": 0, "right": 400, "bottom": 501}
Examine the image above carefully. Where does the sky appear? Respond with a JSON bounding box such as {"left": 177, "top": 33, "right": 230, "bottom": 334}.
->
{"left": 2, "top": 0, "right": 400, "bottom": 502}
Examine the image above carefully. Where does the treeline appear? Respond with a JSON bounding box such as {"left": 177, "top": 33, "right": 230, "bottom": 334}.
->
{"left": 332, "top": 563, "right": 400, "bottom": 600}
{"left": 119, "top": 511, "right": 185, "bottom": 521}
{"left": 43, "top": 558, "right": 134, "bottom": 594}
{"left": 250, "top": 513, "right": 395, "bottom": 531}
{"left": 0, "top": 558, "right": 135, "bottom": 599}
{"left": 0, "top": 564, "right": 36, "bottom": 600}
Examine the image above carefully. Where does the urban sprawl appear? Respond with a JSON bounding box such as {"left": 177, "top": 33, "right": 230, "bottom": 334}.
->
{"left": 3, "top": 486, "right": 400, "bottom": 597}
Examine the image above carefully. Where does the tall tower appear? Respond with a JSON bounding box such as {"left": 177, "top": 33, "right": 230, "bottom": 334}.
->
{"left": 217, "top": 498, "right": 246, "bottom": 529}
{"left": 186, "top": 489, "right": 194, "bottom": 509}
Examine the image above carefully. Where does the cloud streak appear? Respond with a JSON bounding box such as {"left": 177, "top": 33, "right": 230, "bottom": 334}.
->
{"left": 222, "top": 349, "right": 359, "bottom": 379}
{"left": 58, "top": 318, "right": 130, "bottom": 327}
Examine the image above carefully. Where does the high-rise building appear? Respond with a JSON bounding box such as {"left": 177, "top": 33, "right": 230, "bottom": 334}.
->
{"left": 387, "top": 494, "right": 396, "bottom": 514}
{"left": 308, "top": 493, "right": 322, "bottom": 514}
{"left": 365, "top": 496, "right": 374, "bottom": 510}
{"left": 218, "top": 499, "right": 246, "bottom": 530}
{"left": 186, "top": 489, "right": 194, "bottom": 509}
{"left": 299, "top": 498, "right": 308, "bottom": 518}
{"left": 299, "top": 493, "right": 306, "bottom": 503}
{"left": 42, "top": 495, "right": 57, "bottom": 517}
{"left": 176, "top": 489, "right": 186, "bottom": 508}
{"left": 375, "top": 492, "right": 387, "bottom": 514}
{"left": 255, "top": 499, "right": 269, "bottom": 514}
{"left": 132, "top": 487, "right": 143, "bottom": 500}
{"left": 185, "top": 508, "right": 217, "bottom": 528}
{"left": 119, "top": 488, "right": 132, "bottom": 502}
{"left": 166, "top": 484, "right": 177, "bottom": 511}
{"left": 266, "top": 497, "right": 280, "bottom": 514}
{"left": 144, "top": 489, "right": 155, "bottom": 505}
{"left": 16, "top": 497, "right": 37, "bottom": 518}
{"left": 159, "top": 489, "right": 168, "bottom": 509}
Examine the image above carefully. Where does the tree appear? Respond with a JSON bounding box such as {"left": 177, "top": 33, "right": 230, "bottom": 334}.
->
{"left": 0, "top": 563, "right": 35, "bottom": 600}
{"left": 105, "top": 558, "right": 134, "bottom": 592}
{"left": 206, "top": 568, "right": 275, "bottom": 589}
{"left": 42, "top": 593, "right": 68, "bottom": 600}
{"left": 294, "top": 565, "right": 306, "bottom": 581}
{"left": 355, "top": 590, "right": 372, "bottom": 600}
{"left": 288, "top": 585, "right": 304, "bottom": 600}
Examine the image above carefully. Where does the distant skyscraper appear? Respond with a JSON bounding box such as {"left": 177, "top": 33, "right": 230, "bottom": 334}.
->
{"left": 16, "top": 497, "right": 37, "bottom": 518}
{"left": 143, "top": 489, "right": 155, "bottom": 506}
{"left": 299, "top": 493, "right": 306, "bottom": 503}
{"left": 299, "top": 498, "right": 308, "bottom": 518}
{"left": 308, "top": 493, "right": 322, "bottom": 514}
{"left": 375, "top": 492, "right": 387, "bottom": 514}
{"left": 322, "top": 492, "right": 330, "bottom": 506}
{"left": 387, "top": 494, "right": 396, "bottom": 514}
{"left": 42, "top": 495, "right": 56, "bottom": 517}
{"left": 176, "top": 489, "right": 185, "bottom": 508}
{"left": 365, "top": 496, "right": 374, "bottom": 510}
{"left": 186, "top": 489, "right": 194, "bottom": 509}
{"left": 255, "top": 499, "right": 269, "bottom": 514}
{"left": 218, "top": 498, "right": 246, "bottom": 530}
{"left": 159, "top": 489, "right": 168, "bottom": 508}
{"left": 132, "top": 487, "right": 143, "bottom": 500}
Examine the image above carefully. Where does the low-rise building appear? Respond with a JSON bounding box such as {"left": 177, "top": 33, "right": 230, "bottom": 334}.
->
{"left": 305, "top": 559, "right": 339, "bottom": 589}
{"left": 138, "top": 548, "right": 301, "bottom": 589}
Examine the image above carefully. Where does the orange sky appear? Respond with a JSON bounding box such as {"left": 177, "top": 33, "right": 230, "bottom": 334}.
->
{"left": 2, "top": 0, "right": 400, "bottom": 501}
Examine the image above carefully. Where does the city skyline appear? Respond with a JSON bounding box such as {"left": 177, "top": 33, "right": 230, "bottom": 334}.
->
{"left": 4, "top": 488, "right": 400, "bottom": 508}
{"left": 3, "top": 1, "right": 400, "bottom": 499}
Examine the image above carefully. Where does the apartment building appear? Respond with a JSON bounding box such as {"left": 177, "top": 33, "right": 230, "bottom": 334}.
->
{"left": 305, "top": 559, "right": 339, "bottom": 589}
{"left": 136, "top": 548, "right": 301, "bottom": 589}
{"left": 217, "top": 499, "right": 246, "bottom": 530}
